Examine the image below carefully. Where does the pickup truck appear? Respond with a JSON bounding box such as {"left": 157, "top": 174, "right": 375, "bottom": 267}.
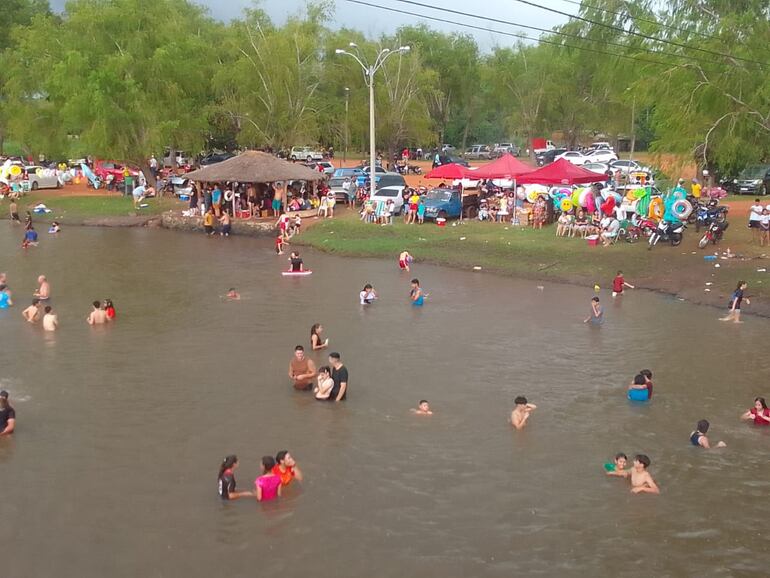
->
{"left": 493, "top": 143, "right": 521, "bottom": 157}
{"left": 464, "top": 145, "right": 493, "bottom": 160}
{"left": 289, "top": 146, "right": 324, "bottom": 162}
{"left": 421, "top": 188, "right": 479, "bottom": 220}
{"left": 532, "top": 138, "right": 555, "bottom": 155}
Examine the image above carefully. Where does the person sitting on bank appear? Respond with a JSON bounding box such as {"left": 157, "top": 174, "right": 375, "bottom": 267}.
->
{"left": 288, "top": 345, "right": 317, "bottom": 391}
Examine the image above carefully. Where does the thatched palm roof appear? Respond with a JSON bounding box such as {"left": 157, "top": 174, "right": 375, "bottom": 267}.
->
{"left": 184, "top": 151, "right": 326, "bottom": 183}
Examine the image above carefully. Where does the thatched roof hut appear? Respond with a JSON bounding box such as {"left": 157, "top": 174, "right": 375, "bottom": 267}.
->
{"left": 185, "top": 151, "right": 326, "bottom": 183}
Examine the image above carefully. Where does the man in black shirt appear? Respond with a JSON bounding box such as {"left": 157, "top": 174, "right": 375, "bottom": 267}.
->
{"left": 328, "top": 352, "right": 348, "bottom": 402}
{"left": 0, "top": 390, "right": 16, "bottom": 436}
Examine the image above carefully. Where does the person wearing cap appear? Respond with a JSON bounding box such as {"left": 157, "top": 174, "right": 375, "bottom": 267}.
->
{"left": 0, "top": 391, "right": 15, "bottom": 436}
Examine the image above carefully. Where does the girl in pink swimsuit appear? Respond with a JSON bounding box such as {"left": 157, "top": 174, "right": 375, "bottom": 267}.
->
{"left": 255, "top": 456, "right": 282, "bottom": 502}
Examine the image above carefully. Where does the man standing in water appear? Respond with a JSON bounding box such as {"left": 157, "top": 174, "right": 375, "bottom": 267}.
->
{"left": 22, "top": 298, "right": 41, "bottom": 323}
{"left": 34, "top": 275, "right": 50, "bottom": 301}
{"left": 0, "top": 391, "right": 15, "bottom": 436}
{"left": 328, "top": 352, "right": 348, "bottom": 402}
{"left": 86, "top": 301, "right": 109, "bottom": 325}
{"left": 510, "top": 396, "right": 537, "bottom": 430}
{"left": 288, "top": 346, "right": 317, "bottom": 391}
{"left": 42, "top": 306, "right": 58, "bottom": 331}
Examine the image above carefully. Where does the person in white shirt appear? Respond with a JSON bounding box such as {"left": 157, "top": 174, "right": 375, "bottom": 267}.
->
{"left": 601, "top": 217, "right": 620, "bottom": 246}
{"left": 749, "top": 198, "right": 764, "bottom": 242}
{"left": 760, "top": 208, "right": 770, "bottom": 246}
{"left": 359, "top": 283, "right": 378, "bottom": 305}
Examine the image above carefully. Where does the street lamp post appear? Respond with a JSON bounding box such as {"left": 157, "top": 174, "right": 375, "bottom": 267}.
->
{"left": 335, "top": 43, "right": 410, "bottom": 201}
{"left": 344, "top": 87, "right": 350, "bottom": 164}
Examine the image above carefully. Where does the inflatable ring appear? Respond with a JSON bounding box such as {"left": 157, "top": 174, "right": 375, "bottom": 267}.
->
{"left": 9, "top": 165, "right": 22, "bottom": 177}
{"left": 649, "top": 197, "right": 663, "bottom": 220}
{"left": 560, "top": 198, "right": 573, "bottom": 213}
{"left": 672, "top": 199, "right": 693, "bottom": 220}
{"left": 633, "top": 187, "right": 648, "bottom": 200}
{"left": 578, "top": 188, "right": 591, "bottom": 207}
{"left": 571, "top": 189, "right": 581, "bottom": 207}
{"left": 224, "top": 190, "right": 235, "bottom": 202}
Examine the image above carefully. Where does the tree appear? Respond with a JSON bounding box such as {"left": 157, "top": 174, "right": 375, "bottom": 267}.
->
{"left": 4, "top": 0, "right": 221, "bottom": 184}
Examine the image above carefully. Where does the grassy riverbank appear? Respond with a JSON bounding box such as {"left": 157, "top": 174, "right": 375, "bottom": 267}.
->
{"left": 6, "top": 191, "right": 182, "bottom": 222}
{"left": 296, "top": 209, "right": 770, "bottom": 315}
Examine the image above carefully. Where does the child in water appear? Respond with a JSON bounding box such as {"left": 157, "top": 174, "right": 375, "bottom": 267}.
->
{"left": 399, "top": 251, "right": 413, "bottom": 271}
{"left": 411, "top": 400, "right": 433, "bottom": 415}
{"left": 604, "top": 453, "right": 628, "bottom": 477}
{"left": 275, "top": 234, "right": 285, "bottom": 255}
{"left": 629, "top": 454, "right": 660, "bottom": 494}
{"left": 226, "top": 288, "right": 241, "bottom": 300}
{"left": 359, "top": 283, "right": 378, "bottom": 305}
{"left": 690, "top": 419, "right": 727, "bottom": 449}
{"left": 612, "top": 270, "right": 635, "bottom": 297}
{"left": 410, "top": 278, "right": 426, "bottom": 306}
{"left": 255, "top": 456, "right": 282, "bottom": 502}
{"left": 510, "top": 396, "right": 537, "bottom": 430}
{"left": 104, "top": 299, "right": 116, "bottom": 320}
{"left": 584, "top": 296, "right": 603, "bottom": 325}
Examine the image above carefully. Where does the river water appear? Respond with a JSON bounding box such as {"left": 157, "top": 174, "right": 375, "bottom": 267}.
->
{"left": 1, "top": 223, "right": 768, "bottom": 577}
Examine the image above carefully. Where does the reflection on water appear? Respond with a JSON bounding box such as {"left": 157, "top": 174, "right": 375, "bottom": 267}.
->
{"left": 0, "top": 223, "right": 769, "bottom": 577}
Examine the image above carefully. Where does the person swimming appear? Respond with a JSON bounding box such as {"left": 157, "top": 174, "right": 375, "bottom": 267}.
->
{"left": 359, "top": 284, "right": 378, "bottom": 305}
{"left": 510, "top": 396, "right": 537, "bottom": 430}
{"left": 741, "top": 397, "right": 770, "bottom": 425}
{"left": 411, "top": 400, "right": 433, "bottom": 415}
{"left": 689, "top": 419, "right": 727, "bottom": 449}
{"left": 104, "top": 299, "right": 116, "bottom": 319}
{"left": 254, "top": 456, "right": 282, "bottom": 502}
{"left": 627, "top": 374, "right": 649, "bottom": 401}
{"left": 410, "top": 278, "right": 425, "bottom": 306}
{"left": 604, "top": 452, "right": 628, "bottom": 477}
{"left": 217, "top": 455, "right": 254, "bottom": 500}
{"left": 226, "top": 288, "right": 241, "bottom": 300}
{"left": 629, "top": 454, "right": 660, "bottom": 495}
{"left": 584, "top": 296, "right": 603, "bottom": 325}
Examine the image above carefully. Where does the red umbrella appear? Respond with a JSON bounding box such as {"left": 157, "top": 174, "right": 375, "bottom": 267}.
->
{"left": 517, "top": 158, "right": 603, "bottom": 185}
{"left": 472, "top": 153, "right": 532, "bottom": 179}
{"left": 425, "top": 163, "right": 470, "bottom": 180}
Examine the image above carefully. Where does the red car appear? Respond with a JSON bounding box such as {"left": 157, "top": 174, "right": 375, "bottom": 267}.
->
{"left": 93, "top": 160, "right": 140, "bottom": 184}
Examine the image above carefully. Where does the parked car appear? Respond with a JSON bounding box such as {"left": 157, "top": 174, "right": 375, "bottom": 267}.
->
{"left": 329, "top": 176, "right": 354, "bottom": 203}
{"left": 536, "top": 148, "right": 567, "bottom": 166}
{"left": 586, "top": 149, "right": 618, "bottom": 164}
{"left": 436, "top": 154, "right": 470, "bottom": 167}
{"left": 493, "top": 143, "right": 521, "bottom": 157}
{"left": 734, "top": 164, "right": 770, "bottom": 195}
{"left": 289, "top": 146, "right": 324, "bottom": 162}
{"left": 556, "top": 151, "right": 590, "bottom": 165}
{"left": 333, "top": 167, "right": 363, "bottom": 179}
{"left": 464, "top": 145, "right": 493, "bottom": 160}
{"left": 163, "top": 149, "right": 190, "bottom": 168}
{"left": 303, "top": 161, "right": 335, "bottom": 176}
{"left": 358, "top": 164, "right": 387, "bottom": 175}
{"left": 370, "top": 185, "right": 406, "bottom": 214}
{"left": 590, "top": 141, "right": 614, "bottom": 150}
{"left": 375, "top": 172, "right": 407, "bottom": 190}
{"left": 93, "top": 160, "right": 139, "bottom": 183}
{"left": 421, "top": 187, "right": 479, "bottom": 220}
{"left": 199, "top": 151, "right": 235, "bottom": 166}
{"left": 609, "top": 159, "right": 650, "bottom": 175}
{"left": 24, "top": 166, "right": 61, "bottom": 190}
{"left": 583, "top": 162, "right": 610, "bottom": 175}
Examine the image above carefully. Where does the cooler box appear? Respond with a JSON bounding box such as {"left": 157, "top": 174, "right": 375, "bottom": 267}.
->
{"left": 586, "top": 234, "right": 599, "bottom": 246}
{"left": 436, "top": 217, "right": 446, "bottom": 227}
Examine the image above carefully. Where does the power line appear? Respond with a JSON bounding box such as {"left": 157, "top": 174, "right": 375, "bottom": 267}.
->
{"left": 555, "top": 0, "right": 723, "bottom": 42}
{"left": 389, "top": 0, "right": 725, "bottom": 67}
{"left": 344, "top": 0, "right": 672, "bottom": 67}
{"left": 511, "top": 0, "right": 768, "bottom": 66}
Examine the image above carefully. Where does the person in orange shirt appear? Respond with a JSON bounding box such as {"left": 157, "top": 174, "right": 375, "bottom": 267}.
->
{"left": 272, "top": 451, "right": 303, "bottom": 487}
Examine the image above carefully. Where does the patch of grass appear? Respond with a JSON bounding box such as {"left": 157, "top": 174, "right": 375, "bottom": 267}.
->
{"left": 7, "top": 193, "right": 183, "bottom": 221}
{"left": 296, "top": 212, "right": 655, "bottom": 285}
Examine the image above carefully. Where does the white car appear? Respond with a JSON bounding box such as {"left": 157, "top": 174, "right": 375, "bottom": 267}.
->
{"left": 609, "top": 159, "right": 650, "bottom": 175}
{"left": 590, "top": 141, "right": 614, "bottom": 150}
{"left": 583, "top": 162, "right": 610, "bottom": 174}
{"left": 556, "top": 151, "right": 590, "bottom": 165}
{"left": 370, "top": 185, "right": 406, "bottom": 215}
{"left": 586, "top": 149, "right": 618, "bottom": 164}
{"left": 24, "top": 166, "right": 61, "bottom": 190}
{"left": 289, "top": 146, "right": 324, "bottom": 162}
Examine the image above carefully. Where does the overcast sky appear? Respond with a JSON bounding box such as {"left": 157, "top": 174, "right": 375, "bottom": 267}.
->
{"left": 49, "top": 0, "right": 574, "bottom": 50}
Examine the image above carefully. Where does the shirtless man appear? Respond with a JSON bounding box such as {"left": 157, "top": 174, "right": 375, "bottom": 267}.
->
{"left": 629, "top": 454, "right": 660, "bottom": 494}
{"left": 510, "top": 396, "right": 537, "bottom": 430}
{"left": 22, "top": 298, "right": 41, "bottom": 323}
{"left": 34, "top": 275, "right": 50, "bottom": 300}
{"left": 411, "top": 400, "right": 433, "bottom": 415}
{"left": 86, "top": 300, "right": 108, "bottom": 325}
{"left": 42, "top": 306, "right": 58, "bottom": 331}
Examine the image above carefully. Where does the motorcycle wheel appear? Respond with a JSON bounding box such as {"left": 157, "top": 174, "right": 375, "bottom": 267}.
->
{"left": 698, "top": 235, "right": 709, "bottom": 249}
{"left": 716, "top": 213, "right": 727, "bottom": 224}
{"left": 671, "top": 234, "right": 683, "bottom": 247}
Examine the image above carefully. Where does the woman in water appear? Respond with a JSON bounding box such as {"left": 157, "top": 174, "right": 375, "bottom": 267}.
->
{"left": 584, "top": 296, "right": 603, "bottom": 325}
{"left": 310, "top": 323, "right": 329, "bottom": 350}
{"left": 720, "top": 281, "right": 749, "bottom": 323}
{"left": 104, "top": 299, "right": 116, "bottom": 319}
{"left": 217, "top": 455, "right": 254, "bottom": 500}
{"left": 410, "top": 278, "right": 425, "bottom": 306}
{"left": 359, "top": 284, "right": 378, "bottom": 305}
{"left": 288, "top": 251, "right": 304, "bottom": 272}
{"left": 741, "top": 397, "right": 770, "bottom": 425}
{"left": 314, "top": 366, "right": 334, "bottom": 400}
{"left": 690, "top": 419, "right": 726, "bottom": 449}
{"left": 255, "top": 456, "right": 282, "bottom": 502}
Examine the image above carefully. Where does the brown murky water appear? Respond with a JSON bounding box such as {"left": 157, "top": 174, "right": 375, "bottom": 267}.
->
{"left": 1, "top": 223, "right": 769, "bottom": 577}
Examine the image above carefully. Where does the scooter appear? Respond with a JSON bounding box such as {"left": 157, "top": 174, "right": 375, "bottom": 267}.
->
{"left": 698, "top": 221, "right": 729, "bottom": 249}
{"left": 648, "top": 220, "right": 686, "bottom": 248}
{"left": 694, "top": 201, "right": 728, "bottom": 232}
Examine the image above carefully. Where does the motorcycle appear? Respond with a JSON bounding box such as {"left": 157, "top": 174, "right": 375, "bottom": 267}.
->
{"left": 648, "top": 220, "right": 686, "bottom": 248}
{"left": 407, "top": 164, "right": 422, "bottom": 175}
{"left": 694, "top": 202, "right": 728, "bottom": 232}
{"left": 698, "top": 221, "right": 729, "bottom": 249}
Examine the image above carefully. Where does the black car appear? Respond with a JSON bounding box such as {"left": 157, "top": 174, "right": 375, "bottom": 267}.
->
{"left": 435, "top": 154, "right": 470, "bottom": 168}
{"left": 734, "top": 165, "right": 770, "bottom": 195}
{"left": 536, "top": 148, "right": 567, "bottom": 166}
{"left": 199, "top": 152, "right": 235, "bottom": 166}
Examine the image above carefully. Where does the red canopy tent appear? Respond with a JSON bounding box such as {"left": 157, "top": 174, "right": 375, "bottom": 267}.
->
{"left": 425, "top": 163, "right": 470, "bottom": 180}
{"left": 517, "top": 158, "right": 603, "bottom": 185}
{"left": 472, "top": 153, "right": 532, "bottom": 179}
